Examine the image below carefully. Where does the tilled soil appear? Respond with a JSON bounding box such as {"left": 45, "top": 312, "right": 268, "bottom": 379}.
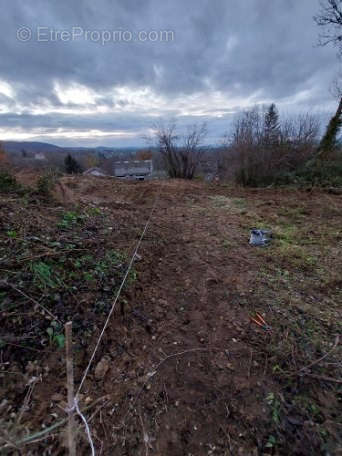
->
{"left": 0, "top": 177, "right": 341, "bottom": 455}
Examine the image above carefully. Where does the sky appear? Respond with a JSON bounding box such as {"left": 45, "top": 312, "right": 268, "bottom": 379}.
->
{"left": 0, "top": 0, "right": 340, "bottom": 147}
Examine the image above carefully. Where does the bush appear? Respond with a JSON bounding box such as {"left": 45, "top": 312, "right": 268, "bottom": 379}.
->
{"left": 0, "top": 171, "right": 19, "bottom": 193}
{"left": 288, "top": 158, "right": 342, "bottom": 187}
{"left": 225, "top": 105, "right": 320, "bottom": 187}
{"left": 36, "top": 171, "right": 58, "bottom": 198}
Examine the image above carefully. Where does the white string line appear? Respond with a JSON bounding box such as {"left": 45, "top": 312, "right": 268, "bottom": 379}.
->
{"left": 74, "top": 398, "right": 95, "bottom": 456}
{"left": 76, "top": 190, "right": 160, "bottom": 398}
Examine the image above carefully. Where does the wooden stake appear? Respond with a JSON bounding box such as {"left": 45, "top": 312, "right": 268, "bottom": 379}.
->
{"left": 65, "top": 321, "right": 76, "bottom": 456}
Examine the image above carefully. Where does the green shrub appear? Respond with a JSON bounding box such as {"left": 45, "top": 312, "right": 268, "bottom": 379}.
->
{"left": 0, "top": 171, "right": 19, "bottom": 193}
{"left": 36, "top": 171, "right": 57, "bottom": 197}
{"left": 235, "top": 155, "right": 342, "bottom": 188}
{"left": 279, "top": 158, "right": 342, "bottom": 187}
{"left": 235, "top": 163, "right": 283, "bottom": 187}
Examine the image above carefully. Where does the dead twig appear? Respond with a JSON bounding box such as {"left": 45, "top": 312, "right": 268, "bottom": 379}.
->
{"left": 282, "top": 335, "right": 341, "bottom": 382}
{"left": 2, "top": 396, "right": 110, "bottom": 449}
{"left": 298, "top": 335, "right": 340, "bottom": 373}
{"left": 301, "top": 373, "right": 342, "bottom": 384}
{"left": 153, "top": 347, "right": 218, "bottom": 372}
{"left": 16, "top": 380, "right": 37, "bottom": 425}
{"left": 24, "top": 433, "right": 58, "bottom": 446}
{"left": 0, "top": 370, "right": 26, "bottom": 377}
{"left": 121, "top": 347, "right": 220, "bottom": 425}
{"left": 0, "top": 429, "right": 21, "bottom": 450}
{"left": 1, "top": 281, "right": 59, "bottom": 322}
{"left": 12, "top": 248, "right": 87, "bottom": 265}
{"left": 2, "top": 341, "right": 54, "bottom": 353}
{"left": 87, "top": 400, "right": 110, "bottom": 425}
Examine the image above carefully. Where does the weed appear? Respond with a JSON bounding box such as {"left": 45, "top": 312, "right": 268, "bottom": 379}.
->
{"left": 222, "top": 239, "right": 233, "bottom": 249}
{"left": 30, "top": 261, "right": 61, "bottom": 291}
{"left": 46, "top": 321, "right": 65, "bottom": 348}
{"left": 293, "top": 395, "right": 323, "bottom": 422}
{"left": 209, "top": 195, "right": 247, "bottom": 211}
{"left": 276, "top": 224, "right": 298, "bottom": 244}
{"left": 86, "top": 206, "right": 103, "bottom": 216}
{"left": 231, "top": 197, "right": 246, "bottom": 208}
{"left": 209, "top": 195, "right": 231, "bottom": 208}
{"left": 36, "top": 173, "right": 55, "bottom": 198}
{"left": 265, "top": 435, "right": 277, "bottom": 449}
{"left": 83, "top": 271, "right": 94, "bottom": 282}
{"left": 266, "top": 392, "right": 281, "bottom": 425}
{"left": 58, "top": 211, "right": 85, "bottom": 229}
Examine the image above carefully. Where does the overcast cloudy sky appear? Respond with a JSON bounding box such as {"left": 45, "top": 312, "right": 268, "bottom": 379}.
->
{"left": 0, "top": 0, "right": 339, "bottom": 147}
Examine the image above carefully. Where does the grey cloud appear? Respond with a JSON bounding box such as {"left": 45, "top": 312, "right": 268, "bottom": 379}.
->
{"left": 0, "top": 0, "right": 339, "bottom": 145}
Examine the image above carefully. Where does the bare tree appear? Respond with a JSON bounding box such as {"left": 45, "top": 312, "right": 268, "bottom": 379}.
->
{"left": 224, "top": 106, "right": 320, "bottom": 185}
{"left": 228, "top": 106, "right": 265, "bottom": 185}
{"left": 154, "top": 122, "right": 207, "bottom": 179}
{"left": 281, "top": 114, "right": 320, "bottom": 146}
{"left": 314, "top": 0, "right": 342, "bottom": 52}
{"left": 330, "top": 70, "right": 342, "bottom": 97}
{"left": 314, "top": 1, "right": 342, "bottom": 158}
{"left": 280, "top": 114, "right": 320, "bottom": 167}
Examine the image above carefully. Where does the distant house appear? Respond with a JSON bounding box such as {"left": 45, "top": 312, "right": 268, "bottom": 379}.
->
{"left": 83, "top": 167, "right": 107, "bottom": 177}
{"left": 34, "top": 152, "right": 46, "bottom": 160}
{"left": 113, "top": 160, "right": 153, "bottom": 180}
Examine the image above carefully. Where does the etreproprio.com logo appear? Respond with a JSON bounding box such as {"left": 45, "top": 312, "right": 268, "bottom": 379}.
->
{"left": 16, "top": 26, "right": 175, "bottom": 45}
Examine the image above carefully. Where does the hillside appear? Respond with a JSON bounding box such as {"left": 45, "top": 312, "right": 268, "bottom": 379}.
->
{"left": 2, "top": 141, "right": 141, "bottom": 157}
{"left": 0, "top": 175, "right": 341, "bottom": 455}
{"left": 3, "top": 141, "right": 64, "bottom": 154}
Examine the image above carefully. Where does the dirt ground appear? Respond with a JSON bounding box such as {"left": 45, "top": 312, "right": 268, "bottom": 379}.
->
{"left": 0, "top": 175, "right": 341, "bottom": 455}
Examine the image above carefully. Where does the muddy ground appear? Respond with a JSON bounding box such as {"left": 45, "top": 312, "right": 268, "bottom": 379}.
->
{"left": 0, "top": 175, "right": 341, "bottom": 455}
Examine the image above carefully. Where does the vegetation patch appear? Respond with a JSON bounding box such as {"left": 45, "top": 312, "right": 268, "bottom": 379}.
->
{"left": 0, "top": 199, "right": 137, "bottom": 360}
{"left": 0, "top": 171, "right": 23, "bottom": 194}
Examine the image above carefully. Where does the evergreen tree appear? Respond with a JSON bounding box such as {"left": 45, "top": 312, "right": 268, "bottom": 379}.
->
{"left": 64, "top": 154, "right": 82, "bottom": 174}
{"left": 264, "top": 103, "right": 280, "bottom": 146}
{"left": 317, "top": 96, "right": 342, "bottom": 159}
